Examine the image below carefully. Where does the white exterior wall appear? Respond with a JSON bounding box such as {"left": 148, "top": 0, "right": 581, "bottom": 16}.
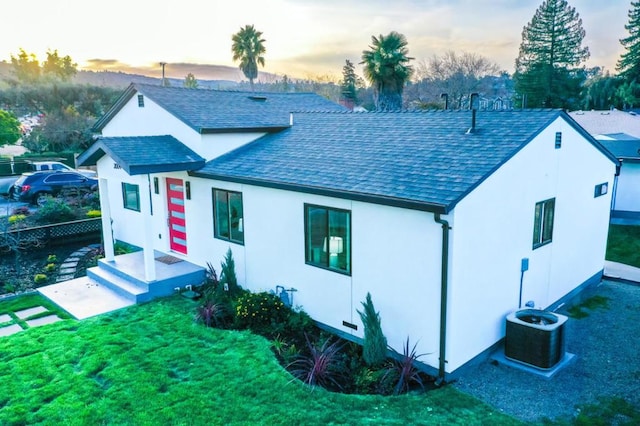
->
{"left": 614, "top": 162, "right": 640, "bottom": 212}
{"left": 138, "top": 178, "right": 446, "bottom": 368}
{"left": 97, "top": 156, "right": 151, "bottom": 248}
{"left": 101, "top": 93, "right": 265, "bottom": 160}
{"left": 446, "top": 117, "right": 615, "bottom": 372}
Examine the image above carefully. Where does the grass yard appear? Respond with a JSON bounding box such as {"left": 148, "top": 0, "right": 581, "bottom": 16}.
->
{"left": 0, "top": 296, "right": 523, "bottom": 426}
{"left": 606, "top": 224, "right": 640, "bottom": 268}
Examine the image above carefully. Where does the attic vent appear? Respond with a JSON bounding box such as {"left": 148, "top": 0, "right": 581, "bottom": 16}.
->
{"left": 137, "top": 95, "right": 144, "bottom": 107}
{"left": 248, "top": 95, "right": 267, "bottom": 101}
{"left": 555, "top": 132, "right": 562, "bottom": 149}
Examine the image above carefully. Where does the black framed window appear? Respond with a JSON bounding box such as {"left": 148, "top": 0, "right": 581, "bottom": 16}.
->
{"left": 122, "top": 182, "right": 140, "bottom": 211}
{"left": 305, "top": 204, "right": 351, "bottom": 274}
{"left": 213, "top": 189, "right": 244, "bottom": 244}
{"left": 533, "top": 198, "right": 555, "bottom": 249}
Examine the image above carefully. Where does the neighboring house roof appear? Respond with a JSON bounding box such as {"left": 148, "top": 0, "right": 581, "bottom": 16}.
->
{"left": 569, "top": 109, "right": 640, "bottom": 139}
{"left": 77, "top": 135, "right": 205, "bottom": 175}
{"left": 597, "top": 137, "right": 640, "bottom": 161}
{"left": 193, "top": 110, "right": 616, "bottom": 214}
{"left": 93, "top": 83, "right": 346, "bottom": 133}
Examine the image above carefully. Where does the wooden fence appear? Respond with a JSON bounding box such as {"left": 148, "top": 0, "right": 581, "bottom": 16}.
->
{"left": 0, "top": 218, "right": 102, "bottom": 249}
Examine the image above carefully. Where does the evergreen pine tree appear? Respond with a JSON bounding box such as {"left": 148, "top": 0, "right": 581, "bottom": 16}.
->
{"left": 514, "top": 0, "right": 589, "bottom": 109}
{"left": 618, "top": 1, "right": 640, "bottom": 82}
{"left": 340, "top": 60, "right": 358, "bottom": 108}
{"left": 220, "top": 248, "right": 239, "bottom": 297}
{"left": 357, "top": 292, "right": 387, "bottom": 367}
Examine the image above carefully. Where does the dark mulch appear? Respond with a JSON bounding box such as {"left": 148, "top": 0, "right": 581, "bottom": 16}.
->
{"left": 0, "top": 243, "right": 87, "bottom": 295}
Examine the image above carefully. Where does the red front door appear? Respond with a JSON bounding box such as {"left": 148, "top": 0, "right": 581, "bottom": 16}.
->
{"left": 166, "top": 178, "right": 187, "bottom": 254}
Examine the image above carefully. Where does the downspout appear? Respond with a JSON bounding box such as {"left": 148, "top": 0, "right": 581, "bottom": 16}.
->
{"left": 434, "top": 213, "right": 451, "bottom": 385}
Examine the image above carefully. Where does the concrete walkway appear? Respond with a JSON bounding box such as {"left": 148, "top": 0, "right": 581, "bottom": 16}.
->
{"left": 38, "top": 245, "right": 135, "bottom": 320}
{"left": 603, "top": 260, "right": 640, "bottom": 283}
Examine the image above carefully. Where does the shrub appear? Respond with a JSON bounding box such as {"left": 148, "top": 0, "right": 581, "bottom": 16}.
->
{"left": 47, "top": 254, "right": 57, "bottom": 263}
{"left": 34, "top": 274, "right": 48, "bottom": 284}
{"left": 195, "top": 300, "right": 226, "bottom": 328}
{"left": 10, "top": 206, "right": 31, "bottom": 216}
{"left": 8, "top": 214, "right": 27, "bottom": 225}
{"left": 383, "top": 337, "right": 428, "bottom": 395}
{"left": 288, "top": 334, "right": 345, "bottom": 391}
{"left": 357, "top": 292, "right": 387, "bottom": 367}
{"left": 234, "top": 291, "right": 290, "bottom": 335}
{"left": 44, "top": 263, "right": 56, "bottom": 273}
{"left": 34, "top": 198, "right": 75, "bottom": 224}
{"left": 86, "top": 209, "right": 102, "bottom": 218}
{"left": 220, "top": 248, "right": 240, "bottom": 297}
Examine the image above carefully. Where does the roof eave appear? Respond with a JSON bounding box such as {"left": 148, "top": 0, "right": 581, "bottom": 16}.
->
{"left": 200, "top": 126, "right": 290, "bottom": 134}
{"left": 188, "top": 171, "right": 449, "bottom": 214}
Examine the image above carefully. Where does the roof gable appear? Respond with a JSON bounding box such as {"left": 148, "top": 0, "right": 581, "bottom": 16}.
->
{"left": 194, "top": 110, "right": 606, "bottom": 213}
{"left": 77, "top": 135, "right": 205, "bottom": 175}
{"left": 93, "top": 83, "right": 345, "bottom": 133}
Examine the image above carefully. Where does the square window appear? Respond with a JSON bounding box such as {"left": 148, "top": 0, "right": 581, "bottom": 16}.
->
{"left": 122, "top": 182, "right": 140, "bottom": 211}
{"left": 305, "top": 204, "right": 351, "bottom": 274}
{"left": 213, "top": 189, "right": 244, "bottom": 244}
{"left": 533, "top": 198, "right": 555, "bottom": 249}
{"left": 594, "top": 182, "right": 608, "bottom": 198}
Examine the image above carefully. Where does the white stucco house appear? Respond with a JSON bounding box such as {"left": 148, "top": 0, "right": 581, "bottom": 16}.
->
{"left": 570, "top": 109, "right": 640, "bottom": 215}
{"left": 78, "top": 83, "right": 618, "bottom": 381}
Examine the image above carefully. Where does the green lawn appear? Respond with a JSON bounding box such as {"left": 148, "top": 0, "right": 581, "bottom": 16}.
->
{"left": 0, "top": 296, "right": 523, "bottom": 426}
{"left": 606, "top": 224, "right": 640, "bottom": 268}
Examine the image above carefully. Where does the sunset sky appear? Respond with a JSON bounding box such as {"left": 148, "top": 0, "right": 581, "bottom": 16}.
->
{"left": 0, "top": 0, "right": 631, "bottom": 81}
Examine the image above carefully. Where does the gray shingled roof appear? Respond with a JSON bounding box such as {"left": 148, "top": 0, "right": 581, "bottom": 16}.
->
{"left": 569, "top": 109, "right": 640, "bottom": 139}
{"left": 94, "top": 83, "right": 346, "bottom": 133}
{"left": 77, "top": 135, "right": 205, "bottom": 175}
{"left": 193, "top": 110, "right": 615, "bottom": 213}
{"left": 598, "top": 137, "right": 640, "bottom": 160}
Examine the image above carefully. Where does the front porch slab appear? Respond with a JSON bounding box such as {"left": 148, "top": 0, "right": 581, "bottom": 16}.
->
{"left": 38, "top": 277, "right": 135, "bottom": 320}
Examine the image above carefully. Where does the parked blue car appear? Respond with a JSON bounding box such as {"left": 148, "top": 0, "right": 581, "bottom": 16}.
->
{"left": 11, "top": 170, "right": 98, "bottom": 206}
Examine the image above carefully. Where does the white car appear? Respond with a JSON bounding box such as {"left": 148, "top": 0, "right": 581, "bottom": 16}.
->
{"left": 30, "top": 161, "right": 98, "bottom": 178}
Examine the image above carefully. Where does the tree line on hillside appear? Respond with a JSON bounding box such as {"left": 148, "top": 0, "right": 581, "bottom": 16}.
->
{"left": 2, "top": 0, "right": 640, "bottom": 154}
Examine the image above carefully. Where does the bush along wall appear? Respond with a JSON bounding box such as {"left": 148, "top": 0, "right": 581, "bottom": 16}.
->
{"left": 193, "top": 250, "right": 434, "bottom": 395}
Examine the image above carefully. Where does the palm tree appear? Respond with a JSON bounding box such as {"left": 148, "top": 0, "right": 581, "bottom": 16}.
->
{"left": 231, "top": 25, "right": 266, "bottom": 90}
{"left": 361, "top": 31, "right": 413, "bottom": 110}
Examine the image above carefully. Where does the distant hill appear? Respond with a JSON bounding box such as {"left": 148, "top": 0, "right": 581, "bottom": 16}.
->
{"left": 0, "top": 60, "right": 282, "bottom": 90}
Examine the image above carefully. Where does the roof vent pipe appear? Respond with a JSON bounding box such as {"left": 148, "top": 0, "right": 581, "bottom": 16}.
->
{"left": 441, "top": 93, "right": 448, "bottom": 110}
{"left": 466, "top": 93, "right": 479, "bottom": 134}
{"left": 290, "top": 113, "right": 293, "bottom": 126}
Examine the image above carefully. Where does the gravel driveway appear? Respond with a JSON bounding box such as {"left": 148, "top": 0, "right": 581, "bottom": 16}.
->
{"left": 453, "top": 279, "right": 640, "bottom": 423}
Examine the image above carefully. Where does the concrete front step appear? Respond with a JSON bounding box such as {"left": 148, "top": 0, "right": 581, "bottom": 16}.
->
{"left": 86, "top": 266, "right": 148, "bottom": 303}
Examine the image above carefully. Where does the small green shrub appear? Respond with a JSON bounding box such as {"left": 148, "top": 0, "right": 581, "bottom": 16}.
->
{"left": 44, "top": 263, "right": 56, "bottom": 273}
{"left": 47, "top": 254, "right": 57, "bottom": 263}
{"left": 34, "top": 198, "right": 75, "bottom": 224}
{"left": 114, "top": 241, "right": 140, "bottom": 255}
{"left": 234, "top": 291, "right": 289, "bottom": 334}
{"left": 8, "top": 214, "right": 26, "bottom": 224}
{"left": 220, "top": 248, "right": 240, "bottom": 297}
{"left": 86, "top": 209, "right": 102, "bottom": 218}
{"left": 34, "top": 274, "right": 48, "bottom": 284}
{"left": 357, "top": 292, "right": 388, "bottom": 367}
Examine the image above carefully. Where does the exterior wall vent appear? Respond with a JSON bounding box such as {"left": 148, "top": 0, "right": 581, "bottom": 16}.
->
{"left": 137, "top": 95, "right": 144, "bottom": 107}
{"left": 555, "top": 132, "right": 562, "bottom": 149}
